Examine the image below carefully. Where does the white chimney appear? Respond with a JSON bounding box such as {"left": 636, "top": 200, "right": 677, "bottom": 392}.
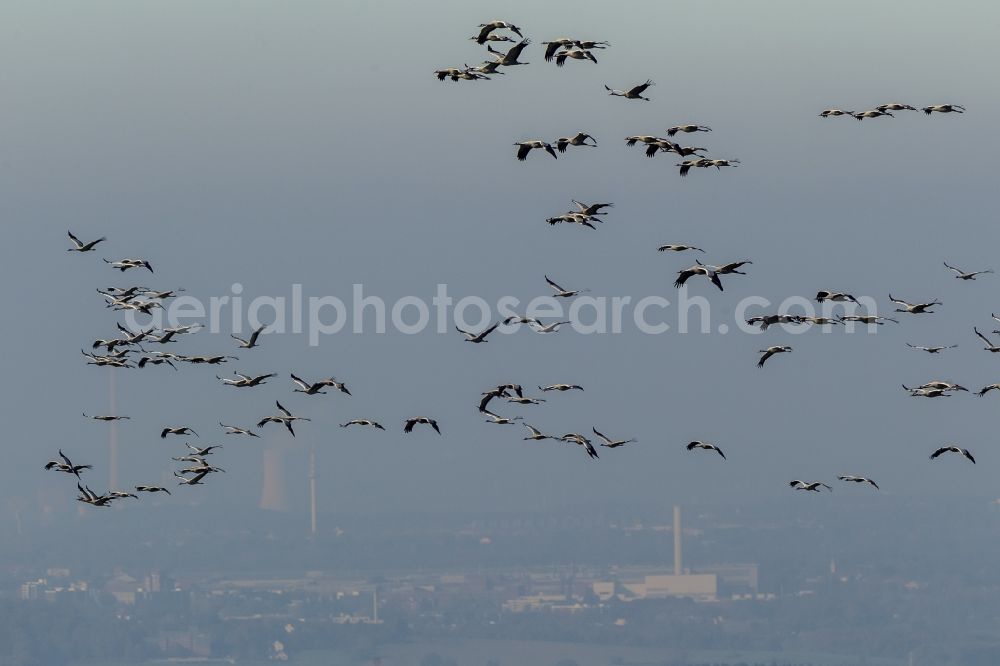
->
{"left": 673, "top": 505, "right": 682, "bottom": 575}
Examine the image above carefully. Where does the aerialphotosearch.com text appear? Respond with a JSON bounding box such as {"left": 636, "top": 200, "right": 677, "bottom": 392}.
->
{"left": 120, "top": 283, "right": 884, "bottom": 346}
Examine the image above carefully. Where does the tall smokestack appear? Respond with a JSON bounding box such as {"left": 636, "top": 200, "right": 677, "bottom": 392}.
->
{"left": 673, "top": 505, "right": 682, "bottom": 576}
{"left": 109, "top": 369, "right": 119, "bottom": 491}
{"left": 308, "top": 445, "right": 317, "bottom": 537}
{"left": 259, "top": 448, "right": 289, "bottom": 511}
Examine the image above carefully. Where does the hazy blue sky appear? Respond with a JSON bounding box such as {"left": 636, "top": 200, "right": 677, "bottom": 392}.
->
{"left": 3, "top": 1, "right": 1000, "bottom": 523}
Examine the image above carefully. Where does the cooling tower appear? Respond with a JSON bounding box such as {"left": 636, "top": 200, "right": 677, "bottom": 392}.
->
{"left": 309, "top": 446, "right": 317, "bottom": 536}
{"left": 109, "top": 370, "right": 119, "bottom": 491}
{"left": 673, "top": 505, "right": 682, "bottom": 576}
{"left": 259, "top": 448, "right": 289, "bottom": 511}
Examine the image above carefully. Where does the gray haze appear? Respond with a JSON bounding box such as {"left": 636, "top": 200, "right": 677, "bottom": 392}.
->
{"left": 3, "top": 0, "right": 1000, "bottom": 527}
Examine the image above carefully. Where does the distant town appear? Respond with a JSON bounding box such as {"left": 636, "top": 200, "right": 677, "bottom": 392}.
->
{"left": 5, "top": 499, "right": 1000, "bottom": 665}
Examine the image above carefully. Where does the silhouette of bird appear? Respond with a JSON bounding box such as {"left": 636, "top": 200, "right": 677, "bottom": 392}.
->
{"left": 686, "top": 441, "right": 726, "bottom": 459}
{"left": 174, "top": 470, "right": 211, "bottom": 485}
{"left": 522, "top": 424, "right": 553, "bottom": 441}
{"left": 676, "top": 158, "right": 713, "bottom": 177}
{"left": 889, "top": 294, "right": 941, "bottom": 314}
{"left": 217, "top": 372, "right": 276, "bottom": 388}
{"left": 185, "top": 443, "right": 222, "bottom": 457}
{"left": 658, "top": 244, "right": 705, "bottom": 253}
{"left": 571, "top": 200, "right": 613, "bottom": 216}
{"left": 837, "top": 475, "right": 879, "bottom": 489}
{"left": 674, "top": 265, "right": 723, "bottom": 291}
{"left": 103, "top": 258, "right": 153, "bottom": 272}
{"left": 545, "top": 275, "right": 588, "bottom": 298}
{"left": 839, "top": 314, "right": 899, "bottom": 325}
{"left": 852, "top": 109, "right": 893, "bottom": 120}
{"left": 790, "top": 480, "right": 832, "bottom": 492}
{"left": 757, "top": 346, "right": 792, "bottom": 368}
{"left": 483, "top": 410, "right": 523, "bottom": 425}
{"left": 487, "top": 38, "right": 531, "bottom": 66}
{"left": 220, "top": 422, "right": 260, "bottom": 437}
{"left": 975, "top": 327, "right": 1000, "bottom": 352}
{"left": 555, "top": 48, "right": 597, "bottom": 66}
{"left": 666, "top": 124, "right": 711, "bottom": 136}
{"left": 340, "top": 419, "right": 385, "bottom": 430}
{"left": 605, "top": 80, "right": 653, "bottom": 101}
{"left": 923, "top": 104, "right": 965, "bottom": 115}
{"left": 291, "top": 373, "right": 350, "bottom": 395}
{"left": 877, "top": 103, "right": 916, "bottom": 112}
{"left": 539, "top": 383, "right": 583, "bottom": 392}
{"left": 231, "top": 325, "right": 266, "bottom": 348}
{"left": 555, "top": 133, "right": 597, "bottom": 152}
{"left": 161, "top": 426, "right": 198, "bottom": 438}
{"left": 257, "top": 401, "right": 311, "bottom": 436}
{"left": 906, "top": 343, "right": 957, "bottom": 354}
{"left": 456, "top": 322, "right": 501, "bottom": 343}
{"left": 135, "top": 485, "right": 171, "bottom": 495}
{"left": 930, "top": 446, "right": 975, "bottom": 464}
{"left": 469, "top": 33, "right": 514, "bottom": 44}
{"left": 83, "top": 413, "right": 130, "bottom": 422}
{"left": 944, "top": 262, "right": 993, "bottom": 280}
{"left": 514, "top": 140, "right": 558, "bottom": 161}
{"left": 815, "top": 291, "right": 859, "bottom": 304}
{"left": 592, "top": 427, "right": 636, "bottom": 448}
{"left": 67, "top": 231, "right": 106, "bottom": 252}
{"left": 698, "top": 259, "right": 751, "bottom": 275}
{"left": 404, "top": 417, "right": 440, "bottom": 434}
{"left": 532, "top": 320, "right": 572, "bottom": 334}
{"left": 543, "top": 38, "right": 576, "bottom": 61}
{"left": 45, "top": 450, "right": 92, "bottom": 479}
{"left": 562, "top": 433, "right": 599, "bottom": 459}
{"left": 475, "top": 20, "right": 524, "bottom": 44}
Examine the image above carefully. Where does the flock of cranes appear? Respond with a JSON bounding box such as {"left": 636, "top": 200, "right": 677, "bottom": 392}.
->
{"left": 441, "top": 22, "right": 608, "bottom": 80}
{"left": 55, "top": 230, "right": 494, "bottom": 507}
{"left": 819, "top": 102, "right": 965, "bottom": 120}
{"left": 424, "top": 18, "right": 977, "bottom": 493}
{"left": 51, "top": 18, "right": 976, "bottom": 508}
{"left": 437, "top": 29, "right": 965, "bottom": 182}
{"left": 820, "top": 103, "right": 965, "bottom": 119}
{"left": 436, "top": 24, "right": 748, "bottom": 178}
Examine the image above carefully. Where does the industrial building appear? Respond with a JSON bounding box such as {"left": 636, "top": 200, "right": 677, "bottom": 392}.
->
{"left": 590, "top": 505, "right": 760, "bottom": 603}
